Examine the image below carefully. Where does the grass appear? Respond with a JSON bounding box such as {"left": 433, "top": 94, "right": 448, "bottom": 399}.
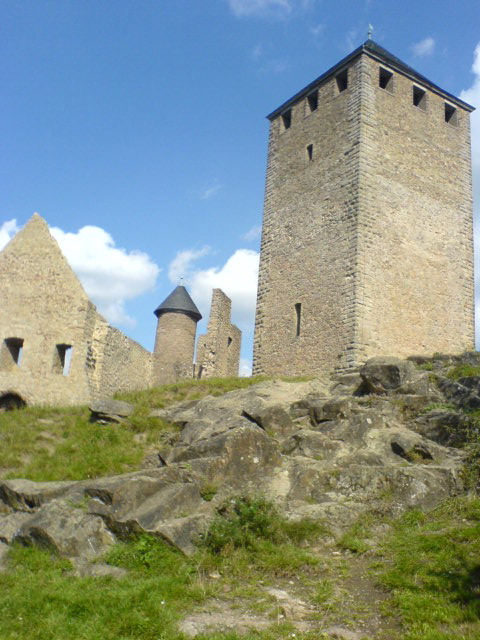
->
{"left": 446, "top": 364, "right": 480, "bottom": 381}
{"left": 0, "top": 376, "right": 273, "bottom": 482}
{"left": 0, "top": 496, "right": 330, "bottom": 640}
{"left": 377, "top": 496, "right": 480, "bottom": 640}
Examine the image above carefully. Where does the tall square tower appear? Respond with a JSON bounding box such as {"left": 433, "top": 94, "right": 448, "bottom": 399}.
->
{"left": 253, "top": 40, "right": 475, "bottom": 376}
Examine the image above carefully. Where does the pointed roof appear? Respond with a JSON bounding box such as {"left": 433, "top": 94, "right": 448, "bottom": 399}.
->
{"left": 154, "top": 285, "right": 202, "bottom": 321}
{"left": 267, "top": 39, "right": 475, "bottom": 121}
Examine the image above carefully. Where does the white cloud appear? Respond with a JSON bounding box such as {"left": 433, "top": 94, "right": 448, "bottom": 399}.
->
{"left": 168, "top": 246, "right": 211, "bottom": 284}
{"left": 50, "top": 225, "right": 160, "bottom": 326}
{"left": 0, "top": 219, "right": 20, "bottom": 250}
{"left": 200, "top": 182, "right": 222, "bottom": 200}
{"left": 460, "top": 42, "right": 480, "bottom": 347}
{"left": 243, "top": 225, "right": 262, "bottom": 241}
{"left": 310, "top": 23, "right": 324, "bottom": 38}
{"left": 411, "top": 36, "right": 435, "bottom": 57}
{"left": 239, "top": 357, "right": 253, "bottom": 377}
{"left": 227, "top": 0, "right": 292, "bottom": 18}
{"left": 169, "top": 247, "right": 259, "bottom": 329}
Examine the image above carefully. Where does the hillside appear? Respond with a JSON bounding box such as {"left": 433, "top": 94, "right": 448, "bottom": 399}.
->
{"left": 1, "top": 355, "right": 480, "bottom": 639}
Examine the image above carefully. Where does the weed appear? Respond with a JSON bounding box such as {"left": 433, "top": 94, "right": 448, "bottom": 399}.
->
{"left": 417, "top": 361, "right": 434, "bottom": 371}
{"left": 447, "top": 364, "right": 480, "bottom": 381}
{"left": 200, "top": 483, "right": 218, "bottom": 501}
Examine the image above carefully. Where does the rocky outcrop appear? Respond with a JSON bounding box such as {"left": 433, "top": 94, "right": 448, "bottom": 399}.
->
{"left": 0, "top": 357, "right": 472, "bottom": 568}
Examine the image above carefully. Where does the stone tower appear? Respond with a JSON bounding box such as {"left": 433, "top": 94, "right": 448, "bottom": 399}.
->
{"left": 253, "top": 40, "right": 475, "bottom": 377}
{"left": 153, "top": 285, "right": 202, "bottom": 385}
{"left": 195, "top": 289, "right": 242, "bottom": 378}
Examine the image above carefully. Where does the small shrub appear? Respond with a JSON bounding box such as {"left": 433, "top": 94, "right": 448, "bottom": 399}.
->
{"left": 201, "top": 495, "right": 325, "bottom": 554}
{"left": 417, "top": 361, "right": 434, "bottom": 371}
{"left": 200, "top": 483, "right": 218, "bottom": 501}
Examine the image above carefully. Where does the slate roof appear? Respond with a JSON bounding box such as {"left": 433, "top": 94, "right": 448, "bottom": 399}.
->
{"left": 267, "top": 39, "right": 475, "bottom": 121}
{"left": 154, "top": 285, "right": 202, "bottom": 321}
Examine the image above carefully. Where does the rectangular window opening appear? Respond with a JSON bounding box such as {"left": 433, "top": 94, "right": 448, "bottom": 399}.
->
{"left": 54, "top": 344, "right": 73, "bottom": 376}
{"left": 281, "top": 110, "right": 291, "bottom": 130}
{"left": 379, "top": 67, "right": 393, "bottom": 92}
{"left": 307, "top": 90, "right": 318, "bottom": 112}
{"left": 306, "top": 144, "right": 313, "bottom": 161}
{"left": 445, "top": 103, "right": 458, "bottom": 125}
{"left": 413, "top": 86, "right": 426, "bottom": 110}
{"left": 335, "top": 69, "right": 348, "bottom": 93}
{"left": 1, "top": 337, "right": 24, "bottom": 369}
{"left": 294, "top": 303, "right": 302, "bottom": 337}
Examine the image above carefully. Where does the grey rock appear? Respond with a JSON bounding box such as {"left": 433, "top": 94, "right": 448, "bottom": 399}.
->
{"left": 360, "top": 357, "right": 419, "bottom": 394}
{"left": 14, "top": 500, "right": 115, "bottom": 559}
{"left": 0, "top": 512, "right": 33, "bottom": 543}
{"left": 89, "top": 398, "right": 134, "bottom": 423}
{"left": 72, "top": 562, "right": 127, "bottom": 578}
{"left": 414, "top": 410, "right": 470, "bottom": 446}
{"left": 324, "top": 627, "right": 362, "bottom": 640}
{"left": 436, "top": 376, "right": 480, "bottom": 410}
{"left": 311, "top": 397, "right": 356, "bottom": 423}
{"left": 242, "top": 404, "right": 296, "bottom": 438}
{"left": 0, "top": 478, "right": 77, "bottom": 511}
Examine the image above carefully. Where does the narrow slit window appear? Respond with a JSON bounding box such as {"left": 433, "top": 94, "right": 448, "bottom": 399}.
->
{"left": 281, "top": 110, "right": 291, "bottom": 130}
{"left": 1, "top": 337, "right": 24, "bottom": 369}
{"left": 306, "top": 144, "right": 313, "bottom": 161}
{"left": 295, "top": 303, "right": 302, "bottom": 337}
{"left": 53, "top": 344, "right": 73, "bottom": 376}
{"left": 413, "top": 86, "right": 426, "bottom": 110}
{"left": 379, "top": 67, "right": 393, "bottom": 92}
{"left": 307, "top": 90, "right": 318, "bottom": 112}
{"left": 445, "top": 103, "right": 458, "bottom": 125}
{"left": 335, "top": 69, "right": 348, "bottom": 93}
{"left": 227, "top": 337, "right": 232, "bottom": 348}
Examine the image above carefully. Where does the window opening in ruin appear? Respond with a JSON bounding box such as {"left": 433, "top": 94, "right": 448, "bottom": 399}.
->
{"left": 0, "top": 337, "right": 24, "bottom": 369}
{"left": 307, "top": 91, "right": 318, "bottom": 112}
{"left": 335, "top": 69, "right": 348, "bottom": 93}
{"left": 412, "top": 86, "right": 426, "bottom": 110}
{"left": 53, "top": 344, "right": 73, "bottom": 376}
{"left": 281, "top": 110, "right": 292, "bottom": 130}
{"left": 306, "top": 144, "right": 313, "bottom": 161}
{"left": 0, "top": 393, "right": 26, "bottom": 411}
{"left": 295, "top": 303, "right": 302, "bottom": 337}
{"left": 445, "top": 103, "right": 458, "bottom": 125}
{"left": 379, "top": 67, "right": 393, "bottom": 92}
{"left": 227, "top": 337, "right": 233, "bottom": 348}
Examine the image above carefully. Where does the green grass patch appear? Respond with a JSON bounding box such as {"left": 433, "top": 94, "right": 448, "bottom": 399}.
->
{"left": 116, "top": 376, "right": 270, "bottom": 413}
{"left": 378, "top": 496, "right": 480, "bottom": 640}
{"left": 0, "top": 376, "right": 284, "bottom": 482}
{"left": 447, "top": 364, "right": 480, "bottom": 381}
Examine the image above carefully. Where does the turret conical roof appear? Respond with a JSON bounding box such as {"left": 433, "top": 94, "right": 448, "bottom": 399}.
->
{"left": 154, "top": 285, "right": 202, "bottom": 321}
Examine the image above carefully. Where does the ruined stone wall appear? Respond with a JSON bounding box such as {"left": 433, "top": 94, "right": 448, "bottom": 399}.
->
{"left": 153, "top": 312, "right": 197, "bottom": 385}
{"left": 0, "top": 215, "right": 94, "bottom": 406}
{"left": 253, "top": 58, "right": 364, "bottom": 376}
{"left": 196, "top": 289, "right": 241, "bottom": 378}
{"left": 0, "top": 215, "right": 154, "bottom": 406}
{"left": 354, "top": 55, "right": 474, "bottom": 361}
{"left": 94, "top": 318, "right": 153, "bottom": 397}
{"left": 253, "top": 51, "right": 474, "bottom": 377}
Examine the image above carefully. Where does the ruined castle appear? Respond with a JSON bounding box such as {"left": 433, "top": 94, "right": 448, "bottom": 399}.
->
{"left": 253, "top": 39, "right": 475, "bottom": 376}
{"left": 0, "top": 40, "right": 476, "bottom": 406}
{"left": 0, "top": 214, "right": 241, "bottom": 407}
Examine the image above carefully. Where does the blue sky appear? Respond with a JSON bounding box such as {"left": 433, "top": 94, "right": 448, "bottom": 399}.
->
{"left": 1, "top": 0, "right": 480, "bottom": 374}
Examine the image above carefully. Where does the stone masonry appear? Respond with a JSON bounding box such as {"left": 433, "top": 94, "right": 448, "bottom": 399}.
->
{"left": 253, "top": 39, "right": 475, "bottom": 377}
{"left": 196, "top": 289, "right": 242, "bottom": 378}
{"left": 0, "top": 214, "right": 152, "bottom": 406}
{"left": 0, "top": 215, "right": 241, "bottom": 407}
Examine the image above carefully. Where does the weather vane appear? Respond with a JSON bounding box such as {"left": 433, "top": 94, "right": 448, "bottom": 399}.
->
{"left": 368, "top": 24, "right": 373, "bottom": 40}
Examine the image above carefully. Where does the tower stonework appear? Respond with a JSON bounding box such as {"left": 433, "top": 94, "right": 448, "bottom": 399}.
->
{"left": 196, "top": 289, "right": 241, "bottom": 378}
{"left": 153, "top": 286, "right": 202, "bottom": 385}
{"left": 253, "top": 40, "right": 475, "bottom": 377}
